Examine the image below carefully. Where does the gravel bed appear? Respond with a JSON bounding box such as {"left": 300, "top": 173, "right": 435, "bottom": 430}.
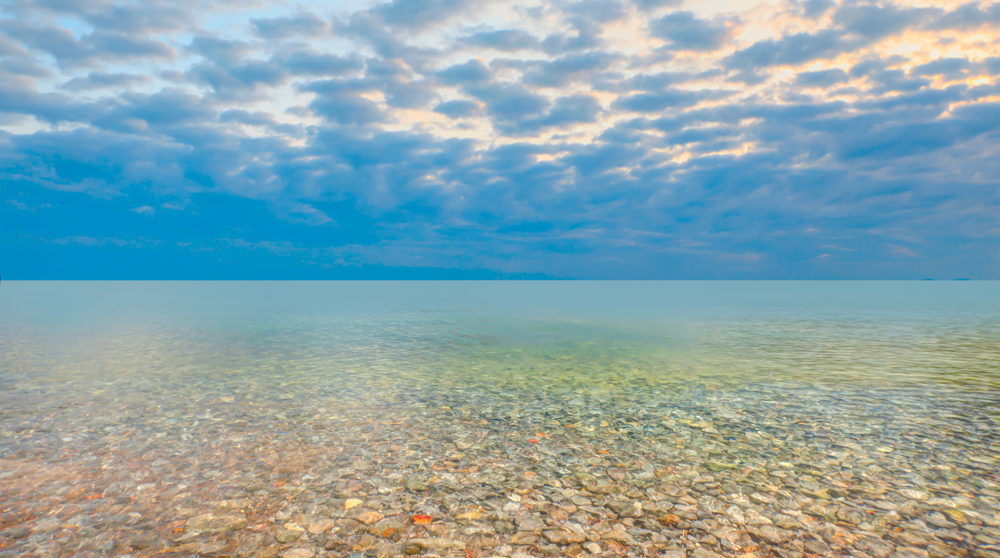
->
{"left": 2, "top": 371, "right": 998, "bottom": 558}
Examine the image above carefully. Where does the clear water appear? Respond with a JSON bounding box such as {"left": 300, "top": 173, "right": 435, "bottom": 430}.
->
{"left": 5, "top": 281, "right": 997, "bottom": 393}
{"left": 1, "top": 281, "right": 998, "bottom": 557}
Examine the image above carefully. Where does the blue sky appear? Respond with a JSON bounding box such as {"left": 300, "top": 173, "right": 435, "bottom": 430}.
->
{"left": 1, "top": 0, "right": 998, "bottom": 279}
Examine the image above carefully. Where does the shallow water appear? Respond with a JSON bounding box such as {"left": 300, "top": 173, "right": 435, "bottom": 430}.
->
{"left": 1, "top": 281, "right": 998, "bottom": 558}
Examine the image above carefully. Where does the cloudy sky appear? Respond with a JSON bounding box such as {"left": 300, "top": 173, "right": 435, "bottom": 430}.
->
{"left": 2, "top": 0, "right": 998, "bottom": 278}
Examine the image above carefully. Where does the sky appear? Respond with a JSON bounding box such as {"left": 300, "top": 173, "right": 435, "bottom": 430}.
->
{"left": 1, "top": 0, "right": 998, "bottom": 279}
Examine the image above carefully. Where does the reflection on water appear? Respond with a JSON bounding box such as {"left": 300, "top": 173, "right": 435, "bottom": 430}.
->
{"left": 1, "top": 282, "right": 998, "bottom": 558}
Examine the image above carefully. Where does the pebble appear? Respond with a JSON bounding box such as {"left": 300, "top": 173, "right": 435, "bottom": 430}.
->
{"left": 900, "top": 490, "right": 930, "bottom": 501}
{"left": 185, "top": 514, "right": 248, "bottom": 533}
{"left": 403, "top": 538, "right": 465, "bottom": 554}
{"left": 2, "top": 309, "right": 997, "bottom": 558}
{"left": 344, "top": 498, "right": 364, "bottom": 509}
{"left": 0, "top": 528, "right": 30, "bottom": 540}
{"left": 543, "top": 530, "right": 587, "bottom": 544}
{"left": 275, "top": 529, "right": 302, "bottom": 543}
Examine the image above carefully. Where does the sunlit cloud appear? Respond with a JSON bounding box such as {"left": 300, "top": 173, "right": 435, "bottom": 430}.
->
{"left": 1, "top": 0, "right": 997, "bottom": 278}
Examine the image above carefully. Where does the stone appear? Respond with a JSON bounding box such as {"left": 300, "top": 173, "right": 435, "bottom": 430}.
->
{"left": 335, "top": 519, "right": 366, "bottom": 535}
{"left": 373, "top": 517, "right": 408, "bottom": 539}
{"left": 185, "top": 514, "right": 248, "bottom": 533}
{"left": 927, "top": 541, "right": 962, "bottom": 558}
{"left": 354, "top": 510, "right": 384, "bottom": 525}
{"left": 275, "top": 529, "right": 302, "bottom": 543}
{"left": 585, "top": 484, "right": 618, "bottom": 495}
{"left": 405, "top": 477, "right": 429, "bottom": 491}
{"left": 705, "top": 461, "right": 736, "bottom": 472}
{"left": 804, "top": 540, "right": 831, "bottom": 554}
{"left": 693, "top": 548, "right": 725, "bottom": 558}
{"left": 942, "top": 509, "right": 968, "bottom": 524}
{"left": 890, "top": 530, "right": 931, "bottom": 547}
{"left": 773, "top": 514, "right": 803, "bottom": 530}
{"left": 461, "top": 526, "right": 494, "bottom": 536}
{"left": 344, "top": 498, "right": 364, "bottom": 509}
{"left": 900, "top": 490, "right": 930, "bottom": 501}
{"left": 927, "top": 512, "right": 954, "bottom": 529}
{"left": 402, "top": 538, "right": 465, "bottom": 554}
{"left": 324, "top": 536, "right": 345, "bottom": 550}
{"left": 308, "top": 519, "right": 336, "bottom": 535}
{"left": 516, "top": 516, "right": 545, "bottom": 531}
{"left": 543, "top": 530, "right": 586, "bottom": 544}
{"left": 510, "top": 532, "right": 539, "bottom": 545}
{"left": 754, "top": 525, "right": 790, "bottom": 545}
{"left": 802, "top": 488, "right": 830, "bottom": 499}
{"left": 606, "top": 501, "right": 635, "bottom": 517}
{"left": 0, "top": 528, "right": 30, "bottom": 540}
{"left": 584, "top": 542, "right": 602, "bottom": 554}
{"left": 855, "top": 536, "right": 896, "bottom": 558}
{"left": 599, "top": 531, "right": 635, "bottom": 545}
{"left": 280, "top": 549, "right": 314, "bottom": 558}
{"left": 130, "top": 534, "right": 157, "bottom": 549}
{"left": 725, "top": 505, "right": 747, "bottom": 526}
{"left": 750, "top": 493, "right": 775, "bottom": 505}
{"left": 712, "top": 528, "right": 741, "bottom": 543}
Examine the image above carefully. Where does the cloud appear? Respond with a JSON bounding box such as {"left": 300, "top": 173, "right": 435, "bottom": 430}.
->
{"left": 458, "top": 29, "right": 541, "bottom": 51}
{"left": 723, "top": 3, "right": 936, "bottom": 79}
{"left": 801, "top": 0, "right": 834, "bottom": 18}
{"left": 925, "top": 2, "right": 1000, "bottom": 31}
{"left": 69, "top": 2, "right": 193, "bottom": 34}
{"left": 724, "top": 29, "right": 845, "bottom": 74}
{"left": 521, "top": 52, "right": 620, "bottom": 87}
{"left": 309, "top": 94, "right": 384, "bottom": 125}
{"left": 220, "top": 109, "right": 304, "bottom": 136}
{"left": 278, "top": 50, "right": 364, "bottom": 76}
{"left": 0, "top": 20, "right": 175, "bottom": 67}
{"left": 1, "top": 0, "right": 997, "bottom": 279}
{"left": 833, "top": 3, "right": 927, "bottom": 40}
{"left": 910, "top": 58, "right": 969, "bottom": 78}
{"left": 7, "top": 199, "right": 33, "bottom": 211}
{"left": 466, "top": 83, "right": 550, "bottom": 130}
{"left": 62, "top": 72, "right": 149, "bottom": 91}
{"left": 436, "top": 59, "right": 492, "bottom": 84}
{"left": 649, "top": 11, "right": 732, "bottom": 51}
{"left": 796, "top": 68, "right": 849, "bottom": 88}
{"left": 433, "top": 99, "right": 482, "bottom": 118}
{"left": 51, "top": 235, "right": 154, "bottom": 247}
{"left": 613, "top": 88, "right": 733, "bottom": 112}
{"left": 518, "top": 94, "right": 603, "bottom": 132}
{"left": 632, "top": 0, "right": 681, "bottom": 11}
{"left": 252, "top": 12, "right": 330, "bottom": 39}
{"left": 371, "top": 0, "right": 471, "bottom": 29}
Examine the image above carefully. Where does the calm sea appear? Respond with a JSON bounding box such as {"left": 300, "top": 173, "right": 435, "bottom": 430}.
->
{"left": 4, "top": 281, "right": 998, "bottom": 391}
{"left": 1, "top": 281, "right": 998, "bottom": 557}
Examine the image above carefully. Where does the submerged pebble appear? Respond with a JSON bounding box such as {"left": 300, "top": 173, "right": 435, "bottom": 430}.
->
{"left": 1, "top": 295, "right": 998, "bottom": 558}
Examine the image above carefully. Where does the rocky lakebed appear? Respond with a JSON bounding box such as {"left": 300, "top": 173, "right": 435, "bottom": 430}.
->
{"left": 2, "top": 282, "right": 998, "bottom": 558}
{"left": 2, "top": 364, "right": 998, "bottom": 558}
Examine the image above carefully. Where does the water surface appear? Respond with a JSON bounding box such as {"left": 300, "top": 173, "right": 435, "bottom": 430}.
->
{"left": 1, "top": 281, "right": 998, "bottom": 558}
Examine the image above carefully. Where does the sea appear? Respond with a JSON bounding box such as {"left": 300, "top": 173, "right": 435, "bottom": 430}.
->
{"left": 1, "top": 281, "right": 998, "bottom": 558}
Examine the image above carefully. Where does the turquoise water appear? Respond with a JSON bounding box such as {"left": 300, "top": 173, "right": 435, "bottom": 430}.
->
{"left": 4, "top": 281, "right": 997, "bottom": 392}
{"left": 1, "top": 281, "right": 998, "bottom": 557}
